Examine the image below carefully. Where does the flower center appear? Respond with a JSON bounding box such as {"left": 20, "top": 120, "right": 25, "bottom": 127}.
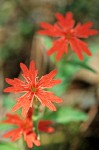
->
{"left": 23, "top": 120, "right": 32, "bottom": 130}
{"left": 31, "top": 86, "right": 37, "bottom": 92}
{"left": 66, "top": 33, "right": 71, "bottom": 39}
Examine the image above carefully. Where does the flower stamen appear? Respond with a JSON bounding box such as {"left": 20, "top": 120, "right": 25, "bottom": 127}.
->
{"left": 31, "top": 86, "right": 37, "bottom": 92}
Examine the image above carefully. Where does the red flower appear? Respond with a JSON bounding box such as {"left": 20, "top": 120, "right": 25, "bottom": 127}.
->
{"left": 2, "top": 108, "right": 54, "bottom": 148}
{"left": 38, "top": 11, "right": 98, "bottom": 61}
{"left": 38, "top": 120, "right": 54, "bottom": 133}
{"left": 2, "top": 113, "right": 40, "bottom": 148}
{"left": 4, "top": 61, "right": 62, "bottom": 117}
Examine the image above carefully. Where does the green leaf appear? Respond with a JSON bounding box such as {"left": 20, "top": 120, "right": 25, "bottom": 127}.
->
{"left": 44, "top": 107, "right": 88, "bottom": 124}
{"left": 17, "top": 20, "right": 33, "bottom": 35}
{"left": 2, "top": 94, "right": 22, "bottom": 115}
{"left": 0, "top": 124, "right": 11, "bottom": 131}
{"left": 0, "top": 142, "right": 19, "bottom": 150}
{"left": 33, "top": 146, "right": 42, "bottom": 150}
{"left": 66, "top": 60, "right": 96, "bottom": 73}
{"left": 2, "top": 95, "right": 16, "bottom": 110}
{"left": 43, "top": 36, "right": 52, "bottom": 49}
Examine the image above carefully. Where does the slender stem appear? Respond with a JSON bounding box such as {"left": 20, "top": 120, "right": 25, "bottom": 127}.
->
{"left": 32, "top": 97, "right": 40, "bottom": 140}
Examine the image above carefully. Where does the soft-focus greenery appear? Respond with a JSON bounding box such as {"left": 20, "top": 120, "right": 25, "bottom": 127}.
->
{"left": 44, "top": 106, "right": 88, "bottom": 124}
{"left": 0, "top": 142, "right": 19, "bottom": 150}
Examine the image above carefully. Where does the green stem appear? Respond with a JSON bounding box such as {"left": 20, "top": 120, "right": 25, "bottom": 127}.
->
{"left": 32, "top": 97, "right": 40, "bottom": 140}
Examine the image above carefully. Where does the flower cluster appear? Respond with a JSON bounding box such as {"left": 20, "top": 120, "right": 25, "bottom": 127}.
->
{"left": 3, "top": 60, "right": 61, "bottom": 148}
{"left": 2, "top": 11, "right": 98, "bottom": 149}
{"left": 2, "top": 108, "right": 54, "bottom": 148}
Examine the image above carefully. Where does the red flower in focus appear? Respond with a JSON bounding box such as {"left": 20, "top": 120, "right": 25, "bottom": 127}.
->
{"left": 2, "top": 113, "right": 40, "bottom": 148}
{"left": 38, "top": 120, "right": 54, "bottom": 133}
{"left": 4, "top": 61, "right": 62, "bottom": 117}
{"left": 38, "top": 11, "right": 98, "bottom": 61}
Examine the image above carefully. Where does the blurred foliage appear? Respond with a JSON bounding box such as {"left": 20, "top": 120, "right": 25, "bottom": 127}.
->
{"left": 0, "top": 142, "right": 19, "bottom": 150}
{"left": 2, "top": 94, "right": 22, "bottom": 116}
{"left": 0, "top": 124, "right": 11, "bottom": 131}
{"left": 2, "top": 95, "right": 17, "bottom": 111}
{"left": 52, "top": 59, "right": 96, "bottom": 96}
{"left": 0, "top": 0, "right": 33, "bottom": 61}
{"left": 66, "top": 0, "right": 99, "bottom": 28}
{"left": 0, "top": 1, "right": 15, "bottom": 25}
{"left": 44, "top": 106, "right": 88, "bottom": 124}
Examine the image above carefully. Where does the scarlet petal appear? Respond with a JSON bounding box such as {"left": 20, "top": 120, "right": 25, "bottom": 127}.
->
{"left": 70, "top": 37, "right": 92, "bottom": 59}
{"left": 74, "top": 22, "right": 98, "bottom": 38}
{"left": 3, "top": 114, "right": 22, "bottom": 125}
{"left": 70, "top": 38, "right": 84, "bottom": 60}
{"left": 20, "top": 63, "right": 31, "bottom": 83}
{"left": 47, "top": 38, "right": 66, "bottom": 59}
{"left": 22, "top": 96, "right": 33, "bottom": 118}
{"left": 4, "top": 78, "right": 26, "bottom": 93}
{"left": 5, "top": 78, "right": 14, "bottom": 85}
{"left": 25, "top": 133, "right": 40, "bottom": 148}
{"left": 40, "top": 22, "right": 53, "bottom": 29}
{"left": 20, "top": 63, "right": 29, "bottom": 74}
{"left": 3, "top": 128, "right": 22, "bottom": 141}
{"left": 36, "top": 90, "right": 62, "bottom": 111}
{"left": 64, "top": 11, "right": 75, "bottom": 28}
{"left": 12, "top": 92, "right": 34, "bottom": 117}
{"left": 49, "top": 79, "right": 62, "bottom": 87}
{"left": 37, "top": 69, "right": 61, "bottom": 88}
{"left": 29, "top": 61, "right": 36, "bottom": 84}
{"left": 29, "top": 61, "right": 35, "bottom": 72}
{"left": 36, "top": 94, "right": 56, "bottom": 111}
{"left": 56, "top": 40, "right": 68, "bottom": 61}
{"left": 55, "top": 12, "right": 65, "bottom": 23}
{"left": 55, "top": 12, "right": 75, "bottom": 30}
{"left": 38, "top": 23, "right": 64, "bottom": 37}
{"left": 4, "top": 87, "right": 15, "bottom": 93}
{"left": 38, "top": 22, "right": 55, "bottom": 36}
{"left": 38, "top": 120, "right": 54, "bottom": 133}
{"left": 74, "top": 38, "right": 92, "bottom": 56}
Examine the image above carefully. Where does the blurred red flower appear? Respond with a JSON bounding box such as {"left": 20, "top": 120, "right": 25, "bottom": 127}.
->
{"left": 2, "top": 108, "right": 54, "bottom": 148}
{"left": 38, "top": 11, "right": 98, "bottom": 61}
{"left": 4, "top": 61, "right": 62, "bottom": 117}
{"left": 38, "top": 120, "right": 54, "bottom": 133}
{"left": 2, "top": 113, "right": 40, "bottom": 148}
